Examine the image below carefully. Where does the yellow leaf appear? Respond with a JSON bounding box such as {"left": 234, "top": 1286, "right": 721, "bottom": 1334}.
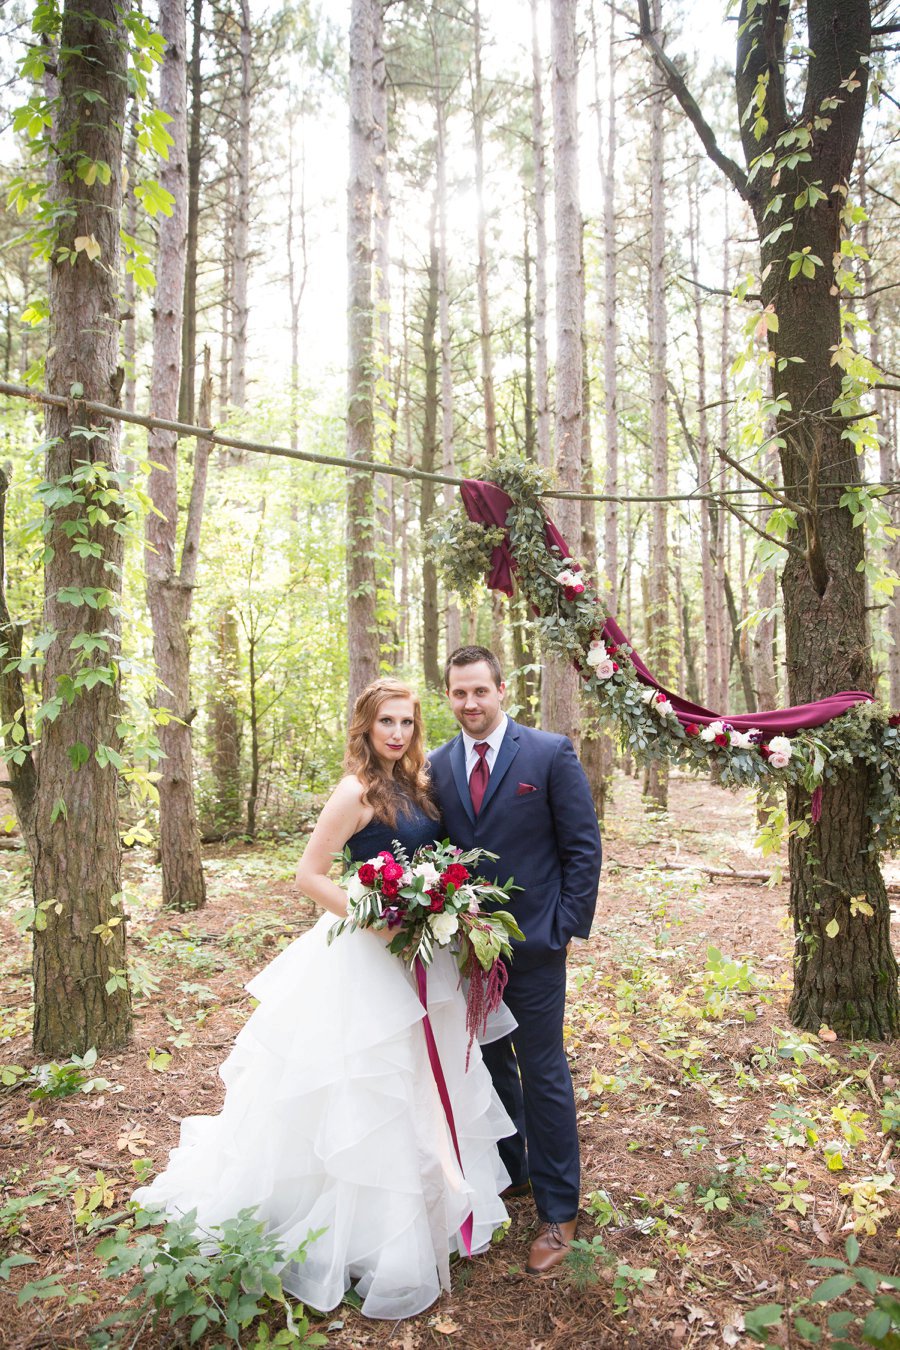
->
{"left": 825, "top": 918, "right": 840, "bottom": 939}
{"left": 826, "top": 1150, "right": 845, "bottom": 1172}
{"left": 73, "top": 234, "right": 101, "bottom": 261}
{"left": 432, "top": 1319, "right": 460, "bottom": 1335}
{"left": 849, "top": 895, "right": 874, "bottom": 917}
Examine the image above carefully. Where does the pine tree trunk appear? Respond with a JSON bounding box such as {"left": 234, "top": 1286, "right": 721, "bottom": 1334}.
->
{"left": 33, "top": 0, "right": 132, "bottom": 1055}
{"left": 420, "top": 206, "right": 441, "bottom": 689}
{"left": 146, "top": 0, "right": 207, "bottom": 912}
{"left": 472, "top": 0, "right": 497, "bottom": 462}
{"left": 434, "top": 70, "right": 460, "bottom": 656}
{"left": 645, "top": 0, "right": 669, "bottom": 807}
{"left": 542, "top": 0, "right": 582, "bottom": 745}
{"left": 732, "top": 0, "right": 898, "bottom": 1037}
{"left": 179, "top": 0, "right": 203, "bottom": 423}
{"left": 594, "top": 0, "right": 618, "bottom": 611}
{"left": 346, "top": 0, "right": 379, "bottom": 707}
{"left": 530, "top": 0, "right": 551, "bottom": 470}
{"left": 230, "top": 0, "right": 252, "bottom": 408}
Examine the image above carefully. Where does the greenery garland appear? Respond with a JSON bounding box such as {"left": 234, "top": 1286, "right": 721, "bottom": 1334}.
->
{"left": 431, "top": 455, "right": 900, "bottom": 855}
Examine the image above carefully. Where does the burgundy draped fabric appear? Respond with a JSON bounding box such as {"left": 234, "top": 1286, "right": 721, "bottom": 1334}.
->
{"left": 459, "top": 478, "right": 875, "bottom": 737}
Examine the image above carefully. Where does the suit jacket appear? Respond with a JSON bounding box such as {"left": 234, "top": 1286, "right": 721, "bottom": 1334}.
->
{"left": 429, "top": 719, "right": 602, "bottom": 971}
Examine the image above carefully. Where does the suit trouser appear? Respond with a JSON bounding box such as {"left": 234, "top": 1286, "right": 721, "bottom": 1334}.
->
{"left": 480, "top": 952, "right": 580, "bottom": 1222}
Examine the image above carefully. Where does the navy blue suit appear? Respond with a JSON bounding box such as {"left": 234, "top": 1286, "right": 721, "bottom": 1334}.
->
{"left": 430, "top": 718, "right": 602, "bottom": 1221}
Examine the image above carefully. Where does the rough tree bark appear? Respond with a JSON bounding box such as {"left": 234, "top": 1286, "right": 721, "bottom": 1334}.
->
{"left": 146, "top": 0, "right": 207, "bottom": 913}
{"left": 644, "top": 0, "right": 670, "bottom": 808}
{"left": 230, "top": 0, "right": 252, "bottom": 408}
{"left": 346, "top": 0, "right": 380, "bottom": 708}
{"left": 542, "top": 0, "right": 582, "bottom": 745}
{"left": 179, "top": 0, "right": 203, "bottom": 423}
{"left": 593, "top": 0, "right": 618, "bottom": 611}
{"left": 530, "top": 0, "right": 551, "bottom": 470}
{"left": 420, "top": 202, "right": 441, "bottom": 689}
{"left": 640, "top": 0, "right": 899, "bottom": 1037}
{"left": 32, "top": 0, "right": 132, "bottom": 1054}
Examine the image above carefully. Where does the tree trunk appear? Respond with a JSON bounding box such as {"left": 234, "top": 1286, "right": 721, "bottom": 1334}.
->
{"left": 542, "top": 0, "right": 582, "bottom": 745}
{"left": 730, "top": 0, "right": 897, "bottom": 1037}
{"left": 346, "top": 0, "right": 379, "bottom": 708}
{"left": 644, "top": 0, "right": 669, "bottom": 808}
{"left": 593, "top": 0, "right": 618, "bottom": 611}
{"left": 434, "top": 63, "right": 460, "bottom": 657}
{"left": 286, "top": 106, "right": 308, "bottom": 452}
{"left": 179, "top": 0, "right": 203, "bottom": 423}
{"left": 33, "top": 0, "right": 132, "bottom": 1055}
{"left": 530, "top": 0, "right": 551, "bottom": 470}
{"left": 146, "top": 0, "right": 207, "bottom": 913}
{"left": 472, "top": 0, "right": 497, "bottom": 462}
{"left": 420, "top": 204, "right": 441, "bottom": 689}
{"left": 210, "top": 606, "right": 241, "bottom": 831}
{"left": 230, "top": 0, "right": 252, "bottom": 409}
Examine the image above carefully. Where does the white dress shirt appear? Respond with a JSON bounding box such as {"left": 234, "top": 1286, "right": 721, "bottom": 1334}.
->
{"left": 463, "top": 712, "right": 508, "bottom": 781}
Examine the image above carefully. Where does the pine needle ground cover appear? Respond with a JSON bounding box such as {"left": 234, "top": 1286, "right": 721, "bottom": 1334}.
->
{"left": 1, "top": 774, "right": 898, "bottom": 1349}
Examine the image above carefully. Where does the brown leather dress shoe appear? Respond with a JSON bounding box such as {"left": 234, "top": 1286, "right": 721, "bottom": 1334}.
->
{"left": 525, "top": 1218, "right": 577, "bottom": 1275}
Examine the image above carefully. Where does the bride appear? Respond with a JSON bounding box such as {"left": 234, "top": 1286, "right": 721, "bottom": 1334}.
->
{"left": 133, "top": 677, "right": 514, "bottom": 1319}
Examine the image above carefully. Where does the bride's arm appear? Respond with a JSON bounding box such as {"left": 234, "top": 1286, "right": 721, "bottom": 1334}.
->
{"left": 294, "top": 776, "right": 369, "bottom": 918}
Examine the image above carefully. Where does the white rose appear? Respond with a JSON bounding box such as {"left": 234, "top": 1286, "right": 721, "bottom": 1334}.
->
{"left": 641, "top": 686, "right": 658, "bottom": 705}
{"left": 700, "top": 720, "right": 724, "bottom": 743}
{"left": 730, "top": 730, "right": 754, "bottom": 750}
{"left": 593, "top": 657, "right": 616, "bottom": 680}
{"left": 767, "top": 735, "right": 792, "bottom": 762}
{"left": 413, "top": 861, "right": 440, "bottom": 886}
{"left": 430, "top": 912, "right": 460, "bottom": 945}
{"left": 655, "top": 697, "right": 674, "bottom": 718}
{"left": 345, "top": 874, "right": 367, "bottom": 903}
{"left": 366, "top": 855, "right": 385, "bottom": 872}
{"left": 585, "top": 641, "right": 606, "bottom": 668}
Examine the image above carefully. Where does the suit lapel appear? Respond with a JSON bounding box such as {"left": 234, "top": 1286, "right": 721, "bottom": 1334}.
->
{"left": 449, "top": 732, "right": 475, "bottom": 825}
{"left": 480, "top": 719, "right": 520, "bottom": 815}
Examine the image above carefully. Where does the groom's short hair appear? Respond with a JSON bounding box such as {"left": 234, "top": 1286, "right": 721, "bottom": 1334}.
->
{"left": 444, "top": 645, "right": 503, "bottom": 689}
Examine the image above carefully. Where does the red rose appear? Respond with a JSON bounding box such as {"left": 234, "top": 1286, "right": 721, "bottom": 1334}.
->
{"left": 441, "top": 863, "right": 469, "bottom": 889}
{"left": 381, "top": 861, "right": 404, "bottom": 882}
{"left": 714, "top": 732, "right": 729, "bottom": 746}
{"left": 358, "top": 863, "right": 377, "bottom": 886}
{"left": 655, "top": 692, "right": 667, "bottom": 705}
{"left": 685, "top": 723, "right": 700, "bottom": 737}
{"left": 381, "top": 877, "right": 400, "bottom": 899}
{"left": 760, "top": 744, "right": 772, "bottom": 759}
{"left": 564, "top": 585, "right": 577, "bottom": 601}
{"left": 607, "top": 644, "right": 619, "bottom": 656}
{"left": 429, "top": 896, "right": 444, "bottom": 912}
{"left": 612, "top": 662, "right": 619, "bottom": 673}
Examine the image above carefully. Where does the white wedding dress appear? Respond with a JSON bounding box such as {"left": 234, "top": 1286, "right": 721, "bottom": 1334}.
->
{"left": 134, "top": 817, "right": 515, "bottom": 1320}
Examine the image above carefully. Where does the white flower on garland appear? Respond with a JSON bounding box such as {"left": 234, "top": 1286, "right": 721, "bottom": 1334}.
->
{"left": 766, "top": 735, "right": 793, "bottom": 768}
{"left": 430, "top": 912, "right": 460, "bottom": 945}
{"left": 700, "top": 720, "right": 726, "bottom": 743}
{"left": 641, "top": 686, "right": 658, "bottom": 706}
{"left": 730, "top": 729, "right": 759, "bottom": 750}
{"left": 654, "top": 695, "right": 675, "bottom": 719}
{"left": 556, "top": 568, "right": 579, "bottom": 586}
{"left": 586, "top": 641, "right": 617, "bottom": 679}
{"left": 593, "top": 657, "right": 617, "bottom": 680}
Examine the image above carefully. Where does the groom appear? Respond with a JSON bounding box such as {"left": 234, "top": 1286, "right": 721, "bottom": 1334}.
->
{"left": 430, "top": 645, "right": 602, "bottom": 1275}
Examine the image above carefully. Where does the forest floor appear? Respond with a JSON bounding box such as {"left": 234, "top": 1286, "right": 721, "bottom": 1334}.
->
{"left": 1, "top": 772, "right": 899, "bottom": 1350}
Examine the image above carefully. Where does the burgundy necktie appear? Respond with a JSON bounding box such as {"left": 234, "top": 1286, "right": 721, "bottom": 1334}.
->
{"left": 469, "top": 742, "right": 490, "bottom": 816}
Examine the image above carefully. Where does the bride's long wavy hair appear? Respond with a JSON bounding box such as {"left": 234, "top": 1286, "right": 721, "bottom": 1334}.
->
{"left": 345, "top": 678, "right": 439, "bottom": 828}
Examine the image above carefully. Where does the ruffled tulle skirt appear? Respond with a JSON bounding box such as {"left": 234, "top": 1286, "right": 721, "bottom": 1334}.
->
{"left": 133, "top": 914, "right": 515, "bottom": 1319}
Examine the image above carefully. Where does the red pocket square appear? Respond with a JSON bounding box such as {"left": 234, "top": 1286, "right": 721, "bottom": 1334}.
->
{"left": 516, "top": 782, "right": 538, "bottom": 795}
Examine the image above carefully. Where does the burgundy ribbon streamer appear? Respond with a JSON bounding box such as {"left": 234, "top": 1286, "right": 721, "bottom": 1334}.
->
{"left": 459, "top": 477, "right": 875, "bottom": 738}
{"left": 414, "top": 956, "right": 474, "bottom": 1258}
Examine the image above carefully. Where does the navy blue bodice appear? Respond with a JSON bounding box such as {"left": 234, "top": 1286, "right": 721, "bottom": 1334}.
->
{"left": 345, "top": 800, "right": 439, "bottom": 863}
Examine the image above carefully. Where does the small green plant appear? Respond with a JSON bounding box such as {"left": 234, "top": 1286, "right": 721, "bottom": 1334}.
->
{"left": 29, "top": 1048, "right": 112, "bottom": 1099}
{"left": 566, "top": 1238, "right": 656, "bottom": 1313}
{"left": 91, "top": 1206, "right": 328, "bottom": 1348}
{"left": 743, "top": 1235, "right": 900, "bottom": 1348}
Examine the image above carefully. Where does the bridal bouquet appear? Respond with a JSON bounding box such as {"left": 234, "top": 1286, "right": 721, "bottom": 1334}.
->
{"left": 329, "top": 839, "right": 523, "bottom": 1047}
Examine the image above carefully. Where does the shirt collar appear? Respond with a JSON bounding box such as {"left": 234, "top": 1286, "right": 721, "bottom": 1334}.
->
{"left": 462, "top": 712, "right": 508, "bottom": 759}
